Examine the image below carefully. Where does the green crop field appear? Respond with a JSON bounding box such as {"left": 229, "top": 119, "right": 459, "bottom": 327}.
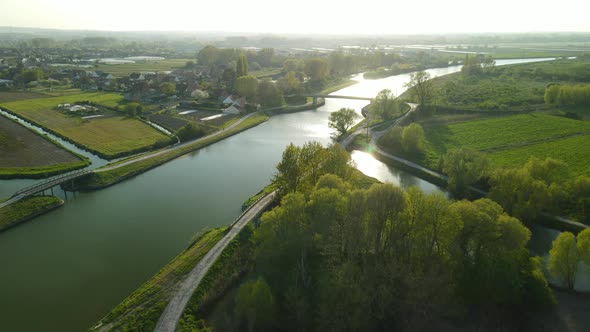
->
{"left": 95, "top": 58, "right": 193, "bottom": 77}
{"left": 488, "top": 134, "right": 590, "bottom": 176}
{"left": 1, "top": 92, "right": 169, "bottom": 159}
{"left": 421, "top": 113, "right": 590, "bottom": 176}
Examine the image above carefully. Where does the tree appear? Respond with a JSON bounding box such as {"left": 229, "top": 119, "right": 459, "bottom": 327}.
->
{"left": 125, "top": 102, "right": 142, "bottom": 117}
{"left": 277, "top": 71, "right": 301, "bottom": 94}
{"left": 304, "top": 58, "right": 329, "bottom": 81}
{"left": 548, "top": 232, "right": 579, "bottom": 290}
{"left": 176, "top": 123, "right": 205, "bottom": 142}
{"left": 404, "top": 71, "right": 433, "bottom": 107}
{"left": 329, "top": 108, "right": 359, "bottom": 138}
{"left": 544, "top": 83, "right": 561, "bottom": 105}
{"left": 282, "top": 59, "right": 300, "bottom": 73}
{"left": 159, "top": 82, "right": 176, "bottom": 95}
{"left": 577, "top": 228, "right": 590, "bottom": 268}
{"left": 461, "top": 54, "right": 483, "bottom": 76}
{"left": 236, "top": 53, "right": 249, "bottom": 78}
{"left": 235, "top": 75, "right": 258, "bottom": 100}
{"left": 257, "top": 79, "right": 283, "bottom": 107}
{"left": 573, "top": 176, "right": 590, "bottom": 222}
{"left": 22, "top": 68, "right": 44, "bottom": 83}
{"left": 442, "top": 148, "right": 489, "bottom": 197}
{"left": 371, "top": 89, "right": 399, "bottom": 120}
{"left": 401, "top": 123, "right": 425, "bottom": 154}
{"left": 235, "top": 277, "right": 275, "bottom": 332}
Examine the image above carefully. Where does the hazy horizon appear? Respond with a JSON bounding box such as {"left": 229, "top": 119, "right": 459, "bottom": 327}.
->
{"left": 1, "top": 0, "right": 589, "bottom": 35}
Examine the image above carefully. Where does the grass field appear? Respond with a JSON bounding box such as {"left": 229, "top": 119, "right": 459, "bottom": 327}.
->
{"left": 407, "top": 58, "right": 590, "bottom": 111}
{"left": 95, "top": 58, "right": 193, "bottom": 77}
{"left": 92, "top": 228, "right": 226, "bottom": 331}
{"left": 419, "top": 113, "right": 590, "bottom": 176}
{"left": 0, "top": 116, "right": 88, "bottom": 177}
{"left": 1, "top": 91, "right": 169, "bottom": 159}
{"left": 0, "top": 196, "right": 63, "bottom": 232}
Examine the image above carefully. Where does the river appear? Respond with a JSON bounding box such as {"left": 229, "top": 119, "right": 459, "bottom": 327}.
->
{"left": 0, "top": 58, "right": 586, "bottom": 332}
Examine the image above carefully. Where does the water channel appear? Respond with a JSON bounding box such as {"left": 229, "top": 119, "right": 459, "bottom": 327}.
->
{"left": 0, "top": 58, "right": 587, "bottom": 332}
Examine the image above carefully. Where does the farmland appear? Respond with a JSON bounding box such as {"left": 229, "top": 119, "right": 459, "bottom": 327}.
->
{"left": 95, "top": 58, "right": 193, "bottom": 77}
{"left": 0, "top": 91, "right": 170, "bottom": 159}
{"left": 0, "top": 115, "right": 88, "bottom": 178}
{"left": 419, "top": 113, "right": 590, "bottom": 176}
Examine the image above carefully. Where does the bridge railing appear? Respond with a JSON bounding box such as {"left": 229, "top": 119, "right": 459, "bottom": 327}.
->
{"left": 12, "top": 169, "right": 91, "bottom": 198}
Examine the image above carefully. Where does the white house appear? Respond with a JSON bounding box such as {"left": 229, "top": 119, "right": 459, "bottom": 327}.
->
{"left": 223, "top": 98, "right": 246, "bottom": 114}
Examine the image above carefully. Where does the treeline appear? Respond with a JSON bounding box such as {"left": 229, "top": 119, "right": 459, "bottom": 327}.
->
{"left": 441, "top": 148, "right": 590, "bottom": 224}
{"left": 227, "top": 142, "right": 555, "bottom": 331}
{"left": 545, "top": 83, "right": 590, "bottom": 107}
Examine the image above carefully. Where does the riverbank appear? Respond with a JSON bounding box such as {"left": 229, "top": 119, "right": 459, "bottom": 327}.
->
{"left": 0, "top": 196, "right": 63, "bottom": 232}
{"left": 72, "top": 114, "right": 269, "bottom": 190}
{"left": 90, "top": 227, "right": 227, "bottom": 331}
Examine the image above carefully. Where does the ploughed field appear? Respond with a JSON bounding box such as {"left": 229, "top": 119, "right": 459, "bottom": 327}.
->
{"left": 0, "top": 91, "right": 169, "bottom": 159}
{"left": 0, "top": 115, "right": 87, "bottom": 176}
{"left": 422, "top": 113, "right": 590, "bottom": 176}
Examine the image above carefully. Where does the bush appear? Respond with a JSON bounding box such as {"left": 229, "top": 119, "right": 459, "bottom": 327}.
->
{"left": 176, "top": 123, "right": 206, "bottom": 142}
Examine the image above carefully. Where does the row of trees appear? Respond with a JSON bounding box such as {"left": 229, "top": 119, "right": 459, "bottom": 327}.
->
{"left": 235, "top": 76, "right": 283, "bottom": 107}
{"left": 236, "top": 143, "right": 554, "bottom": 331}
{"left": 439, "top": 148, "right": 590, "bottom": 223}
{"left": 544, "top": 83, "right": 590, "bottom": 107}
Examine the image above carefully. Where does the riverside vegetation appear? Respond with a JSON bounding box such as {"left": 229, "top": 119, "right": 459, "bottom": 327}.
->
{"left": 0, "top": 196, "right": 63, "bottom": 231}
{"left": 174, "top": 143, "right": 558, "bottom": 331}
{"left": 379, "top": 57, "right": 590, "bottom": 225}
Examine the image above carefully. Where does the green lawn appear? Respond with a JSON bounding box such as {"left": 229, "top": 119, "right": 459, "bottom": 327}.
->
{"left": 1, "top": 92, "right": 169, "bottom": 159}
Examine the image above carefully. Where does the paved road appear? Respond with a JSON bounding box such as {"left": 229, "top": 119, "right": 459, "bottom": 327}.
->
{"left": 154, "top": 191, "right": 277, "bottom": 332}
{"left": 99, "top": 109, "right": 269, "bottom": 173}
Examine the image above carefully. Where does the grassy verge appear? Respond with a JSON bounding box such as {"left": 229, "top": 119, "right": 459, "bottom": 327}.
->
{"left": 90, "top": 227, "right": 227, "bottom": 331}
{"left": 320, "top": 79, "right": 358, "bottom": 95}
{"left": 241, "top": 182, "right": 278, "bottom": 210}
{"left": 0, "top": 196, "right": 63, "bottom": 232}
{"left": 75, "top": 114, "right": 269, "bottom": 190}
{"left": 0, "top": 160, "right": 89, "bottom": 179}
{"left": 177, "top": 225, "right": 257, "bottom": 331}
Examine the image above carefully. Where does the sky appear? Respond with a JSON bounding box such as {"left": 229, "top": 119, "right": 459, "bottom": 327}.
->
{"left": 0, "top": 0, "right": 589, "bottom": 35}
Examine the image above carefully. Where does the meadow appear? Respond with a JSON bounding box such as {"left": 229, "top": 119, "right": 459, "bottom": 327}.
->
{"left": 412, "top": 58, "right": 590, "bottom": 111}
{"left": 1, "top": 91, "right": 169, "bottom": 159}
{"left": 0, "top": 116, "right": 88, "bottom": 177}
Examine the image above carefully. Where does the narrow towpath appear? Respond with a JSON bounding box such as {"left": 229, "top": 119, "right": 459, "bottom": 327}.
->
{"left": 154, "top": 191, "right": 277, "bottom": 332}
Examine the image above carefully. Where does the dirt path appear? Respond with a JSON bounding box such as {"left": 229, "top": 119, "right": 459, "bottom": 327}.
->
{"left": 154, "top": 191, "right": 277, "bottom": 332}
